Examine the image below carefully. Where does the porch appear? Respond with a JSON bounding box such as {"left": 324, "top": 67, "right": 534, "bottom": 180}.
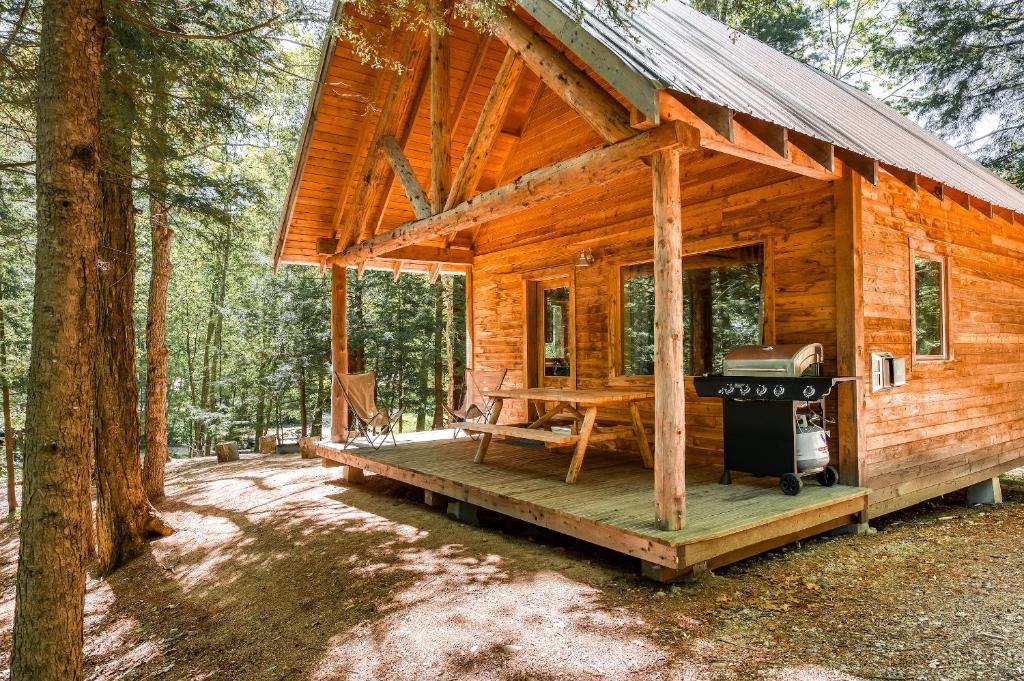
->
{"left": 316, "top": 435, "right": 868, "bottom": 576}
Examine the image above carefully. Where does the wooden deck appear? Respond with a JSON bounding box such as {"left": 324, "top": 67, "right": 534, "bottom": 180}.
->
{"left": 315, "top": 436, "right": 868, "bottom": 573}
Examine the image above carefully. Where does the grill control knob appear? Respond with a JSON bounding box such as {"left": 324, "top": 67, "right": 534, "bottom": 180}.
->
{"left": 802, "top": 385, "right": 816, "bottom": 399}
{"left": 738, "top": 384, "right": 751, "bottom": 396}
{"left": 755, "top": 385, "right": 768, "bottom": 397}
{"left": 723, "top": 384, "right": 736, "bottom": 395}
{"left": 772, "top": 385, "right": 786, "bottom": 398}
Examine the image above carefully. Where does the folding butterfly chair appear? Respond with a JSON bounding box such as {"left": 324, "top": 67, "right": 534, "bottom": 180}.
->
{"left": 443, "top": 368, "right": 508, "bottom": 439}
{"left": 334, "top": 371, "right": 404, "bottom": 451}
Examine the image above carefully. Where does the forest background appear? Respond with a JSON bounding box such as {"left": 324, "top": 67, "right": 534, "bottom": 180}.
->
{"left": 1, "top": 0, "right": 1020, "bottom": 464}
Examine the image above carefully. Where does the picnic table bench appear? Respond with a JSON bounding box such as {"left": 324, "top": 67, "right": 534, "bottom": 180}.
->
{"left": 462, "top": 387, "right": 655, "bottom": 483}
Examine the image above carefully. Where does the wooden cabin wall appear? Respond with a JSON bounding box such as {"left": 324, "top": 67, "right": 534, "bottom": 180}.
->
{"left": 860, "top": 174, "right": 1024, "bottom": 516}
{"left": 470, "top": 89, "right": 839, "bottom": 462}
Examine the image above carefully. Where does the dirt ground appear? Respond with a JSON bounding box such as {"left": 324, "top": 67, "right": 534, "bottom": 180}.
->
{"left": 1, "top": 453, "right": 1022, "bottom": 681}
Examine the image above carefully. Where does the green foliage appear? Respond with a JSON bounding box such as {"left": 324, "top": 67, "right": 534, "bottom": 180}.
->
{"left": 692, "top": 0, "right": 816, "bottom": 57}
{"left": 880, "top": 0, "right": 1024, "bottom": 186}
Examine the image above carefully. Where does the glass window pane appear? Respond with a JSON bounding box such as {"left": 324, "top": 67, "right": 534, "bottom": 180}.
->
{"left": 543, "top": 286, "right": 571, "bottom": 376}
{"left": 621, "top": 263, "right": 655, "bottom": 375}
{"left": 915, "top": 257, "right": 945, "bottom": 356}
{"left": 617, "top": 245, "right": 763, "bottom": 377}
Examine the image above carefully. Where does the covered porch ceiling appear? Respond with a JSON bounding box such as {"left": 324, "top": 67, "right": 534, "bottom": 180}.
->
{"left": 274, "top": 0, "right": 1024, "bottom": 275}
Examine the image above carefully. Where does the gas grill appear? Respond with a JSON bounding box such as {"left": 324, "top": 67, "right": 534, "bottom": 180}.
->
{"left": 693, "top": 344, "right": 856, "bottom": 495}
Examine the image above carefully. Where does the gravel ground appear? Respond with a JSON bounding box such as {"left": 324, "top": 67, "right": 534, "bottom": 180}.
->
{"left": 0, "top": 454, "right": 1022, "bottom": 680}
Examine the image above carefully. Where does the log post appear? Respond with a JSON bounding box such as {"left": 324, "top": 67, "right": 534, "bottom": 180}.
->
{"left": 331, "top": 264, "right": 349, "bottom": 442}
{"left": 653, "top": 148, "right": 686, "bottom": 531}
{"left": 430, "top": 0, "right": 451, "bottom": 215}
{"left": 215, "top": 442, "right": 239, "bottom": 463}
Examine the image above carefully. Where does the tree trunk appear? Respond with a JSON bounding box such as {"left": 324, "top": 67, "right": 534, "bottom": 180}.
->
{"left": 349, "top": 276, "right": 365, "bottom": 373}
{"left": 0, "top": 301, "right": 16, "bottom": 512}
{"left": 298, "top": 364, "right": 307, "bottom": 438}
{"left": 443, "top": 276, "right": 455, "bottom": 412}
{"left": 432, "top": 283, "right": 444, "bottom": 428}
{"left": 312, "top": 371, "right": 324, "bottom": 436}
{"left": 11, "top": 0, "right": 103, "bottom": 677}
{"left": 142, "top": 195, "right": 172, "bottom": 500}
{"left": 92, "top": 67, "right": 152, "bottom": 576}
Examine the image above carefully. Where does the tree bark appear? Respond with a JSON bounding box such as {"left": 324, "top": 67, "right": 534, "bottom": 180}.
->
{"left": 432, "top": 282, "right": 444, "bottom": 428}
{"left": 92, "top": 64, "right": 154, "bottom": 576}
{"left": 298, "top": 364, "right": 308, "bottom": 438}
{"left": 11, "top": 0, "right": 103, "bottom": 677}
{"left": 142, "top": 195, "right": 172, "bottom": 500}
{"left": 443, "top": 276, "right": 455, "bottom": 412}
{"left": 0, "top": 301, "right": 16, "bottom": 512}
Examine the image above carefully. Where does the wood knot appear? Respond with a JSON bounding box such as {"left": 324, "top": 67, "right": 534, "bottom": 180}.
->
{"left": 70, "top": 144, "right": 96, "bottom": 171}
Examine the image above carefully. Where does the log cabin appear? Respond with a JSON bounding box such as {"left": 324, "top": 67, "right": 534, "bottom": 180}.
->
{"left": 273, "top": 0, "right": 1024, "bottom": 579}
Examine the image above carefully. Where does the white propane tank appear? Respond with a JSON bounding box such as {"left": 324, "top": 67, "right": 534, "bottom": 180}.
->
{"left": 795, "top": 414, "right": 831, "bottom": 472}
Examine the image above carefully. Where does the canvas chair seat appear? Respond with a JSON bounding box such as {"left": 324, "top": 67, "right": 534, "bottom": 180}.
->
{"left": 334, "top": 370, "right": 402, "bottom": 450}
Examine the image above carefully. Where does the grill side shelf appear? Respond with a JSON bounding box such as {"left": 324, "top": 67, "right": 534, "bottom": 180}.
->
{"left": 692, "top": 375, "right": 856, "bottom": 401}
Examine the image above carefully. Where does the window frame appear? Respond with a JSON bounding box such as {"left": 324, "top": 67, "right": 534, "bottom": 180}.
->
{"left": 909, "top": 239, "right": 953, "bottom": 364}
{"left": 607, "top": 240, "right": 768, "bottom": 384}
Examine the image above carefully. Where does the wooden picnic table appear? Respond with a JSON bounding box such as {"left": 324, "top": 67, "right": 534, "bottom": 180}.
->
{"left": 462, "top": 387, "right": 655, "bottom": 483}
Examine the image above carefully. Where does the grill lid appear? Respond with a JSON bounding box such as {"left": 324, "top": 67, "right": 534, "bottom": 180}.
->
{"left": 723, "top": 344, "right": 824, "bottom": 377}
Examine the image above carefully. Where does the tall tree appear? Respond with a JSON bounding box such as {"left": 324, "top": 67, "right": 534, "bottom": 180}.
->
{"left": 881, "top": 0, "right": 1024, "bottom": 184}
{"left": 10, "top": 0, "right": 104, "bottom": 677}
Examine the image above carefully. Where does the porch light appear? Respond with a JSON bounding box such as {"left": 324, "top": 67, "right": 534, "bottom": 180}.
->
{"left": 575, "top": 249, "right": 595, "bottom": 267}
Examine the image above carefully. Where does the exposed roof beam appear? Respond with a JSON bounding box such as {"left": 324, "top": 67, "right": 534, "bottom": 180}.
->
{"left": 446, "top": 50, "right": 525, "bottom": 210}
{"left": 993, "top": 205, "right": 1015, "bottom": 224}
{"left": 945, "top": 185, "right": 971, "bottom": 211}
{"left": 430, "top": 0, "right": 452, "bottom": 215}
{"left": 734, "top": 113, "right": 788, "bottom": 158}
{"left": 378, "top": 245, "right": 475, "bottom": 264}
{"left": 836, "top": 148, "right": 879, "bottom": 185}
{"left": 489, "top": 9, "right": 633, "bottom": 143}
{"left": 334, "top": 121, "right": 699, "bottom": 266}
{"left": 881, "top": 163, "right": 918, "bottom": 191}
{"left": 428, "top": 263, "right": 443, "bottom": 283}
{"left": 392, "top": 260, "right": 403, "bottom": 281}
{"left": 660, "top": 92, "right": 836, "bottom": 180}
{"left": 918, "top": 176, "right": 944, "bottom": 201}
{"left": 335, "top": 31, "right": 430, "bottom": 250}
{"left": 380, "top": 135, "right": 431, "bottom": 220}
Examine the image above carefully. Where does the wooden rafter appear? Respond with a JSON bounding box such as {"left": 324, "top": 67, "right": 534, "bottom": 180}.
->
{"left": 380, "top": 135, "right": 431, "bottom": 220}
{"left": 836, "top": 147, "right": 879, "bottom": 185}
{"left": 659, "top": 92, "right": 836, "bottom": 181}
{"left": 335, "top": 30, "right": 431, "bottom": 250}
{"left": 430, "top": 0, "right": 452, "bottom": 215}
{"left": 881, "top": 163, "right": 919, "bottom": 191}
{"left": 378, "top": 245, "right": 474, "bottom": 264}
{"left": 334, "top": 121, "right": 699, "bottom": 266}
{"left": 445, "top": 49, "right": 525, "bottom": 210}
{"left": 490, "top": 9, "right": 633, "bottom": 143}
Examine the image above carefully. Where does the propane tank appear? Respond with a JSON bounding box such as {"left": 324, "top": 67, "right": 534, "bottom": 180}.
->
{"left": 795, "top": 413, "right": 831, "bottom": 472}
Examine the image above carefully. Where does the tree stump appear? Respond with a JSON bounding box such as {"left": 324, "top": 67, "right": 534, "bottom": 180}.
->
{"left": 215, "top": 442, "right": 239, "bottom": 463}
{"left": 299, "top": 436, "right": 320, "bottom": 459}
{"left": 258, "top": 435, "right": 277, "bottom": 455}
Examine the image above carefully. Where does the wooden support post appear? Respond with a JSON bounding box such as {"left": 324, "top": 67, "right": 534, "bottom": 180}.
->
{"left": 834, "top": 168, "right": 865, "bottom": 486}
{"left": 430, "top": 0, "right": 451, "bottom": 215}
{"left": 423, "top": 489, "right": 449, "bottom": 508}
{"left": 340, "top": 466, "right": 365, "bottom": 483}
{"left": 652, "top": 148, "right": 686, "bottom": 531}
{"left": 330, "top": 264, "right": 349, "bottom": 443}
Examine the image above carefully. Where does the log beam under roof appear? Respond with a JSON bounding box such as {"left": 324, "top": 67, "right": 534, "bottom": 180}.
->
{"left": 380, "top": 135, "right": 432, "bottom": 220}
{"left": 430, "top": 0, "right": 452, "bottom": 216}
{"left": 489, "top": 9, "right": 634, "bottom": 143}
{"left": 333, "top": 121, "right": 699, "bottom": 266}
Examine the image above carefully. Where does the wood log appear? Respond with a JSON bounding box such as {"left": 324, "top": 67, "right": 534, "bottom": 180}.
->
{"left": 430, "top": 0, "right": 452, "bottom": 215}
{"left": 299, "top": 436, "right": 321, "bottom": 459}
{"left": 215, "top": 442, "right": 239, "bottom": 463}
{"left": 445, "top": 50, "right": 525, "bottom": 210}
{"left": 489, "top": 9, "right": 633, "bottom": 143}
{"left": 380, "top": 135, "right": 431, "bottom": 220}
{"left": 258, "top": 434, "right": 278, "bottom": 454}
{"left": 653, "top": 148, "right": 686, "bottom": 531}
{"left": 335, "top": 121, "right": 699, "bottom": 266}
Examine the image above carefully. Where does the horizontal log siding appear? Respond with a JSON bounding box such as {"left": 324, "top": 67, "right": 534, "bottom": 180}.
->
{"left": 861, "top": 173, "right": 1024, "bottom": 515}
{"left": 471, "top": 90, "right": 838, "bottom": 462}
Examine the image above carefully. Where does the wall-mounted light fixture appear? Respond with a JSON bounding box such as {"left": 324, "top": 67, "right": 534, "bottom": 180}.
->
{"left": 575, "top": 249, "right": 595, "bottom": 267}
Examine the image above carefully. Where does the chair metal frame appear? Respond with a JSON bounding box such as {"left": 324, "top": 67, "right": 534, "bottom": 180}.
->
{"left": 334, "top": 371, "right": 404, "bottom": 451}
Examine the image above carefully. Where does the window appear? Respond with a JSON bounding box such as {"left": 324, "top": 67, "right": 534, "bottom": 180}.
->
{"left": 542, "top": 285, "right": 571, "bottom": 377}
{"left": 913, "top": 255, "right": 947, "bottom": 359}
{"left": 616, "top": 245, "right": 764, "bottom": 377}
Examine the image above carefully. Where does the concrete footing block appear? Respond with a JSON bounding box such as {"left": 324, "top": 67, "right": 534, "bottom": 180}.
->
{"left": 965, "top": 477, "right": 1002, "bottom": 506}
{"left": 446, "top": 500, "right": 480, "bottom": 526}
{"left": 340, "top": 465, "right": 365, "bottom": 483}
{"left": 321, "top": 457, "right": 343, "bottom": 468}
{"left": 423, "top": 490, "right": 449, "bottom": 509}
{"left": 828, "top": 522, "right": 874, "bottom": 537}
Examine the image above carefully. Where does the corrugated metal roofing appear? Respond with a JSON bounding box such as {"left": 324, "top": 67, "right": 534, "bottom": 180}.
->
{"left": 536, "top": 0, "right": 1024, "bottom": 213}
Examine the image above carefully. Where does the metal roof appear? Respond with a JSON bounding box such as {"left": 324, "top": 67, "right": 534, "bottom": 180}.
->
{"left": 528, "top": 0, "right": 1024, "bottom": 213}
